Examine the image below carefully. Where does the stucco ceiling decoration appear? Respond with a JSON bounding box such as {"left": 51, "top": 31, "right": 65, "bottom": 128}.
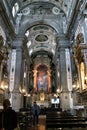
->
{"left": 15, "top": 1, "right": 67, "bottom": 33}
{"left": 22, "top": 7, "right": 30, "bottom": 15}
{"left": 9, "top": 0, "right": 74, "bottom": 60}
{"left": 52, "top": 6, "right": 60, "bottom": 15}
{"left": 15, "top": 1, "right": 71, "bottom": 59}
{"left": 18, "top": 0, "right": 71, "bottom": 15}
{"left": 26, "top": 24, "right": 56, "bottom": 58}
{"left": 35, "top": 34, "right": 48, "bottom": 42}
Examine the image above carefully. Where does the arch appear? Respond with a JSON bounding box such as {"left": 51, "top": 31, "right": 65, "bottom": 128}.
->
{"left": 16, "top": 1, "right": 67, "bottom": 35}
{"left": 19, "top": 1, "right": 66, "bottom": 16}
{"left": 19, "top": 20, "right": 62, "bottom": 35}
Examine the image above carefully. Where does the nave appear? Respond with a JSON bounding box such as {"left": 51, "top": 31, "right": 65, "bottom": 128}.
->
{"left": 29, "top": 115, "right": 45, "bottom": 130}
{"left": 1, "top": 1, "right": 87, "bottom": 127}
{"left": 21, "top": 115, "right": 87, "bottom": 130}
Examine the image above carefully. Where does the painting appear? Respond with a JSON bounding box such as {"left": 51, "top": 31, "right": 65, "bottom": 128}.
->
{"left": 37, "top": 65, "right": 48, "bottom": 92}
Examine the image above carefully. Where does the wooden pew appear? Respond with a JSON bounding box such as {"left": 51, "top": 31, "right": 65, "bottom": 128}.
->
{"left": 17, "top": 108, "right": 33, "bottom": 129}
{"left": 46, "top": 111, "right": 87, "bottom": 129}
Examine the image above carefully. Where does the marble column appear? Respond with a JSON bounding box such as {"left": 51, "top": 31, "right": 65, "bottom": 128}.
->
{"left": 57, "top": 35, "right": 73, "bottom": 111}
{"left": 9, "top": 35, "right": 26, "bottom": 111}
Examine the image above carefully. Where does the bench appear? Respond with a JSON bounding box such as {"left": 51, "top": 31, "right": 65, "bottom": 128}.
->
{"left": 17, "top": 111, "right": 33, "bottom": 128}
{"left": 46, "top": 122, "right": 87, "bottom": 128}
{"left": 46, "top": 111, "right": 87, "bottom": 129}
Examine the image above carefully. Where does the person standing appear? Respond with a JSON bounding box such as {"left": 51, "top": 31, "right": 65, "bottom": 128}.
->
{"left": 31, "top": 101, "right": 40, "bottom": 126}
{"left": 0, "top": 99, "right": 17, "bottom": 130}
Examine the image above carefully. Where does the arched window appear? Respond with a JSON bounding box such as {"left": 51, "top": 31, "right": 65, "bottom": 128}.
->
{"left": 12, "top": 3, "right": 19, "bottom": 17}
{"left": 80, "top": 62, "right": 85, "bottom": 90}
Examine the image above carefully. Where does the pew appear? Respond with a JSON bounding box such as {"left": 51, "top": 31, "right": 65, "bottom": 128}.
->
{"left": 17, "top": 108, "right": 33, "bottom": 129}
{"left": 46, "top": 111, "right": 87, "bottom": 129}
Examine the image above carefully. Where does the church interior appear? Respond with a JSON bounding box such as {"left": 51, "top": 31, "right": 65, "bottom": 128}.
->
{"left": 0, "top": 0, "right": 87, "bottom": 129}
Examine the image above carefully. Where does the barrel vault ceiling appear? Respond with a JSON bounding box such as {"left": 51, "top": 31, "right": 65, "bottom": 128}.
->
{"left": 4, "top": 0, "right": 78, "bottom": 62}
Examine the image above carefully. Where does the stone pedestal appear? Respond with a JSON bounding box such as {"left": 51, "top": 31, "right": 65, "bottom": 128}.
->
{"left": 10, "top": 92, "right": 22, "bottom": 112}
{"left": 60, "top": 91, "right": 73, "bottom": 111}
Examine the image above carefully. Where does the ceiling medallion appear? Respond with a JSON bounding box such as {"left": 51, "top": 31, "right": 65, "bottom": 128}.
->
{"left": 35, "top": 34, "right": 48, "bottom": 42}
{"left": 52, "top": 6, "right": 60, "bottom": 15}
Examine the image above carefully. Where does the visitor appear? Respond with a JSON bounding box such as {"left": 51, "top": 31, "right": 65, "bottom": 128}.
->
{"left": 0, "top": 99, "right": 17, "bottom": 130}
{"left": 31, "top": 101, "right": 40, "bottom": 126}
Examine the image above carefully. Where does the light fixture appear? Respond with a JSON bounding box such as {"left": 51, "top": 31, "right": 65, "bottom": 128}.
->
{"left": 0, "top": 81, "right": 8, "bottom": 90}
{"left": 21, "top": 88, "right": 26, "bottom": 94}
{"left": 57, "top": 88, "right": 60, "bottom": 93}
{"left": 85, "top": 76, "right": 87, "bottom": 80}
{"left": 27, "top": 94, "right": 30, "bottom": 97}
{"left": 72, "top": 84, "right": 76, "bottom": 88}
{"left": 5, "top": 85, "right": 8, "bottom": 89}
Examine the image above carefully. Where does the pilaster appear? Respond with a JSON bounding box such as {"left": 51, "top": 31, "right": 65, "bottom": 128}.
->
{"left": 57, "top": 35, "right": 73, "bottom": 111}
{"left": 9, "top": 35, "right": 26, "bottom": 111}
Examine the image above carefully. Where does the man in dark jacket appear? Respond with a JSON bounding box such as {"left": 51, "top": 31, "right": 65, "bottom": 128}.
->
{"left": 31, "top": 101, "right": 40, "bottom": 126}
{"left": 0, "top": 99, "right": 17, "bottom": 130}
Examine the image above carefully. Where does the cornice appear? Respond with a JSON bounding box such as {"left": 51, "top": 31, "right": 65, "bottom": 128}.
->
{"left": 12, "top": 35, "right": 27, "bottom": 48}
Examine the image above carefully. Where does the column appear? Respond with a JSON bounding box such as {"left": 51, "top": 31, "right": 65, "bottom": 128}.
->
{"left": 57, "top": 35, "right": 73, "bottom": 111}
{"left": 9, "top": 35, "right": 26, "bottom": 111}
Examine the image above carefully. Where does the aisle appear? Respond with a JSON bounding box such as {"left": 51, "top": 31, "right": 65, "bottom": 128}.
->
{"left": 29, "top": 115, "right": 46, "bottom": 130}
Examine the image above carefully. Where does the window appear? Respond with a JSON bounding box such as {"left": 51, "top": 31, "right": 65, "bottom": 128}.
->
{"left": 12, "top": 3, "right": 19, "bottom": 17}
